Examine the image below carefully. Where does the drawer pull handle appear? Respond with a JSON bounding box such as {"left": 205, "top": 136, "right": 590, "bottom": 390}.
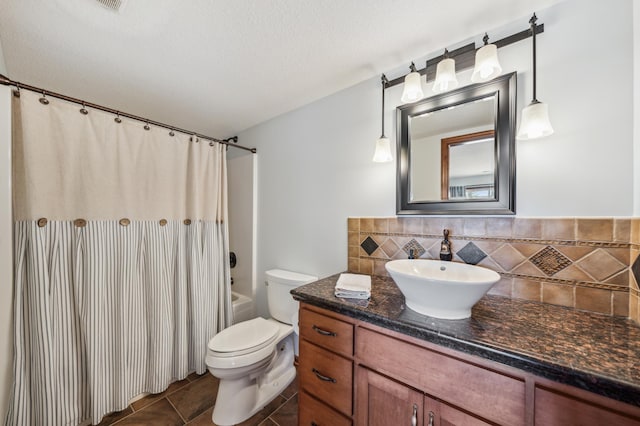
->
{"left": 312, "top": 325, "right": 336, "bottom": 337}
{"left": 411, "top": 404, "right": 418, "bottom": 426}
{"left": 427, "top": 410, "right": 435, "bottom": 426}
{"left": 312, "top": 368, "right": 336, "bottom": 383}
{"left": 311, "top": 423, "right": 318, "bottom": 426}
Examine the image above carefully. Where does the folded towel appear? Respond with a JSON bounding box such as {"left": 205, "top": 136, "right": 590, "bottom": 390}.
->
{"left": 335, "top": 273, "right": 371, "bottom": 300}
{"left": 335, "top": 273, "right": 371, "bottom": 292}
{"left": 334, "top": 290, "right": 370, "bottom": 300}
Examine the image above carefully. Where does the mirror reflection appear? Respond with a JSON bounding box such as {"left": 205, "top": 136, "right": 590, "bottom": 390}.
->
{"left": 409, "top": 95, "right": 496, "bottom": 202}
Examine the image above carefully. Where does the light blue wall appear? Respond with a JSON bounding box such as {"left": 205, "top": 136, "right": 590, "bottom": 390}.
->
{"left": 0, "top": 34, "right": 6, "bottom": 75}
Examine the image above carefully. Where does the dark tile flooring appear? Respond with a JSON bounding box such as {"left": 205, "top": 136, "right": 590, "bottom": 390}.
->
{"left": 97, "top": 372, "right": 298, "bottom": 426}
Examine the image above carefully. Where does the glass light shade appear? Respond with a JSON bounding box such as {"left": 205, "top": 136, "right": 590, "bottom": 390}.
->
{"left": 372, "top": 136, "right": 393, "bottom": 162}
{"left": 400, "top": 71, "right": 424, "bottom": 104}
{"left": 516, "top": 101, "right": 554, "bottom": 140}
{"left": 471, "top": 44, "right": 502, "bottom": 83}
{"left": 433, "top": 58, "right": 458, "bottom": 93}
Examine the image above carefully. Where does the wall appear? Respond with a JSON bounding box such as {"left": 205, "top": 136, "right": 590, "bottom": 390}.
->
{"left": 239, "top": 0, "right": 636, "bottom": 317}
{"left": 635, "top": 1, "right": 640, "bottom": 216}
{"left": 0, "top": 84, "right": 12, "bottom": 419}
{"left": 227, "top": 150, "right": 257, "bottom": 308}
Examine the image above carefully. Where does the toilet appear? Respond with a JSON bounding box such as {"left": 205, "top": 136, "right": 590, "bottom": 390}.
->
{"left": 206, "top": 269, "right": 317, "bottom": 426}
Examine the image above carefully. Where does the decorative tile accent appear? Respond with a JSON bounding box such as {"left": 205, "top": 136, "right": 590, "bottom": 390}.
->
{"left": 403, "top": 238, "right": 425, "bottom": 258}
{"left": 381, "top": 238, "right": 400, "bottom": 258}
{"left": 530, "top": 246, "right": 572, "bottom": 276}
{"left": 360, "top": 236, "right": 379, "bottom": 256}
{"left": 491, "top": 244, "right": 526, "bottom": 271}
{"left": 632, "top": 254, "right": 640, "bottom": 287}
{"left": 457, "top": 242, "right": 487, "bottom": 265}
{"left": 576, "top": 249, "right": 626, "bottom": 282}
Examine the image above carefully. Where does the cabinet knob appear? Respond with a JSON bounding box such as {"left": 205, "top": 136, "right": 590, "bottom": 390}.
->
{"left": 312, "top": 325, "right": 337, "bottom": 337}
{"left": 411, "top": 403, "right": 418, "bottom": 426}
{"left": 428, "top": 411, "right": 435, "bottom": 426}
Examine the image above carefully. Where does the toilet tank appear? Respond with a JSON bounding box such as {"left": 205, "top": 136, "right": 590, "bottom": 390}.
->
{"left": 265, "top": 269, "right": 317, "bottom": 324}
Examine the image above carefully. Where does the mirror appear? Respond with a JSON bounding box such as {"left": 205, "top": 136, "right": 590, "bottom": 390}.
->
{"left": 397, "top": 72, "right": 516, "bottom": 215}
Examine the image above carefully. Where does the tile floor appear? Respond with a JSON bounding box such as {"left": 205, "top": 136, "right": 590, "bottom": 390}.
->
{"left": 97, "top": 372, "right": 298, "bottom": 426}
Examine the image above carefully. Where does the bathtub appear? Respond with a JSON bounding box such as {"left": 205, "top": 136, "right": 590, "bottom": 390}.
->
{"left": 231, "top": 291, "right": 254, "bottom": 324}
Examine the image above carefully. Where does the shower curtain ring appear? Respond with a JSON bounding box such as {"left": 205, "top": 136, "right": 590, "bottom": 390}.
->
{"left": 169, "top": 128, "right": 175, "bottom": 137}
{"left": 114, "top": 112, "right": 122, "bottom": 123}
{"left": 12, "top": 83, "right": 20, "bottom": 97}
{"left": 39, "top": 91, "right": 49, "bottom": 105}
{"left": 80, "top": 102, "right": 88, "bottom": 115}
{"left": 144, "top": 122, "right": 150, "bottom": 131}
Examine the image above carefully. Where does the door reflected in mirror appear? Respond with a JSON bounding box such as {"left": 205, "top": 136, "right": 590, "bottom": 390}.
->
{"left": 409, "top": 96, "right": 496, "bottom": 202}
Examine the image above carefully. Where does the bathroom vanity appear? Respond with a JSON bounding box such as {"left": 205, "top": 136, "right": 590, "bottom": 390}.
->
{"left": 292, "top": 274, "right": 640, "bottom": 426}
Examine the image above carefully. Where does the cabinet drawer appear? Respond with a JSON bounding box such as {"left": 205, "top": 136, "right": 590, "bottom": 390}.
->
{"left": 299, "top": 339, "right": 353, "bottom": 416}
{"left": 300, "top": 308, "right": 354, "bottom": 357}
{"left": 356, "top": 327, "right": 525, "bottom": 426}
{"left": 535, "top": 387, "right": 640, "bottom": 425}
{"left": 299, "top": 390, "right": 352, "bottom": 426}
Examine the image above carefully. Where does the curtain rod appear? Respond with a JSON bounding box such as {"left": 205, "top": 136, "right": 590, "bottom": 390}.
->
{"left": 0, "top": 73, "right": 257, "bottom": 153}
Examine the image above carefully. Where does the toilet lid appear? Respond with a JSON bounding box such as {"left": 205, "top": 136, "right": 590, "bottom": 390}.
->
{"left": 209, "top": 317, "right": 279, "bottom": 357}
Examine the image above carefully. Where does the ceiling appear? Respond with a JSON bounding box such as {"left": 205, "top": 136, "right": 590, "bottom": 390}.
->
{"left": 0, "top": 0, "right": 565, "bottom": 139}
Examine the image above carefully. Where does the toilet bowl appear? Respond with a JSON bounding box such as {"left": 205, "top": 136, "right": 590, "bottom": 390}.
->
{"left": 206, "top": 269, "right": 317, "bottom": 426}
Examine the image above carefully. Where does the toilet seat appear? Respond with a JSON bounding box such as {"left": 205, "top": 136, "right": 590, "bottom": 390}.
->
{"left": 210, "top": 317, "right": 279, "bottom": 357}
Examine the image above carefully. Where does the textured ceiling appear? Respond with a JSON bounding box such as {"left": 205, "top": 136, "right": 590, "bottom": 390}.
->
{"left": 0, "top": 0, "right": 565, "bottom": 138}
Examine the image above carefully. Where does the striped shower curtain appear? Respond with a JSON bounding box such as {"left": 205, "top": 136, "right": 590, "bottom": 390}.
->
{"left": 6, "top": 91, "right": 233, "bottom": 425}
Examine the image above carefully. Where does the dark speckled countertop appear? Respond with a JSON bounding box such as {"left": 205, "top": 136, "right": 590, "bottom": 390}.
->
{"left": 291, "top": 274, "right": 640, "bottom": 408}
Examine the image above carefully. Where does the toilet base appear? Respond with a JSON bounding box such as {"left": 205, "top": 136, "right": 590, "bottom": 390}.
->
{"left": 211, "top": 335, "right": 296, "bottom": 426}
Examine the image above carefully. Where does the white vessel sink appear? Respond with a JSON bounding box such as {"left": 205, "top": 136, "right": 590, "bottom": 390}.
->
{"left": 385, "top": 259, "right": 500, "bottom": 319}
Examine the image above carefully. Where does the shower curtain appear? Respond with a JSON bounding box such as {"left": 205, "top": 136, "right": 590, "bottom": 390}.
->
{"left": 6, "top": 90, "right": 233, "bottom": 426}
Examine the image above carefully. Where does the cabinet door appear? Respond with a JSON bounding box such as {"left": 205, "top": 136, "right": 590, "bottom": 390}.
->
{"left": 424, "top": 396, "right": 492, "bottom": 426}
{"left": 356, "top": 367, "right": 423, "bottom": 426}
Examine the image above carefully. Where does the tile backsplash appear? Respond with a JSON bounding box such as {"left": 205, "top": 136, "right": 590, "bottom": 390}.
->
{"left": 348, "top": 217, "right": 640, "bottom": 321}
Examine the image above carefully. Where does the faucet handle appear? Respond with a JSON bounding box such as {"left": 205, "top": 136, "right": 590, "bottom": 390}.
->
{"left": 443, "top": 229, "right": 449, "bottom": 240}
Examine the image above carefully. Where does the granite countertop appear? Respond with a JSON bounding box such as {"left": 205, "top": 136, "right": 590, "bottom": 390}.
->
{"left": 291, "top": 273, "right": 640, "bottom": 408}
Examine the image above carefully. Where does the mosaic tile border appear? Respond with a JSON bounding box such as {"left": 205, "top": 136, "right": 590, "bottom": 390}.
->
{"left": 348, "top": 217, "right": 640, "bottom": 320}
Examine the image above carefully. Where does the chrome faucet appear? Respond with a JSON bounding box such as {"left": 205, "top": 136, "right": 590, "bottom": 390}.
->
{"left": 440, "top": 229, "right": 452, "bottom": 261}
{"left": 408, "top": 248, "right": 417, "bottom": 259}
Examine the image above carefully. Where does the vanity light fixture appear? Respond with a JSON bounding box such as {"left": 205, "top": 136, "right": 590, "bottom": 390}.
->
{"left": 432, "top": 49, "right": 459, "bottom": 94}
{"left": 400, "top": 62, "right": 424, "bottom": 104}
{"left": 373, "top": 74, "right": 393, "bottom": 163}
{"left": 471, "top": 33, "right": 502, "bottom": 83}
{"left": 517, "top": 13, "right": 554, "bottom": 140}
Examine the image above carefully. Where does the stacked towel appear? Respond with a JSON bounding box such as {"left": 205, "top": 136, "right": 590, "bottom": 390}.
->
{"left": 334, "top": 273, "right": 371, "bottom": 300}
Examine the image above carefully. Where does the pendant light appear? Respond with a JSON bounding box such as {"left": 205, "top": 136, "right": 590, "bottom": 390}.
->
{"left": 373, "top": 74, "right": 393, "bottom": 163}
{"left": 471, "top": 33, "right": 502, "bottom": 83}
{"left": 400, "top": 62, "right": 424, "bottom": 104}
{"left": 433, "top": 49, "right": 458, "bottom": 93}
{"left": 517, "top": 14, "right": 554, "bottom": 140}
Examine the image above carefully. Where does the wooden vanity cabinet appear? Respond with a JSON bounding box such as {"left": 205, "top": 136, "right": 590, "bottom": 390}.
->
{"left": 297, "top": 303, "right": 640, "bottom": 426}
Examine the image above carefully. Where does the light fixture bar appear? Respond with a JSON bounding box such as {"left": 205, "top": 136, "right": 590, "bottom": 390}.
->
{"left": 384, "top": 23, "right": 544, "bottom": 89}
